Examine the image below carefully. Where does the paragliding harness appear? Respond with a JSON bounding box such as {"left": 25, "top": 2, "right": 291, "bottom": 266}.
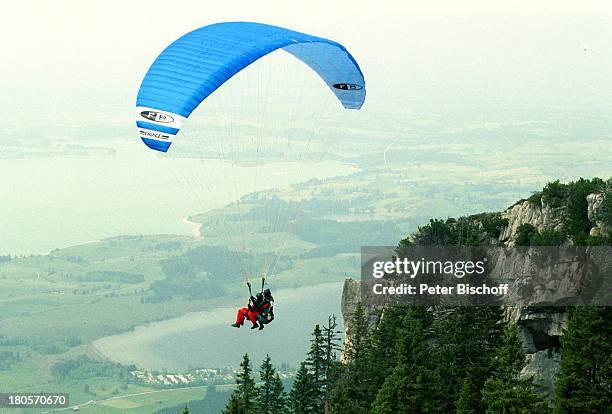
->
{"left": 247, "top": 278, "right": 275, "bottom": 329}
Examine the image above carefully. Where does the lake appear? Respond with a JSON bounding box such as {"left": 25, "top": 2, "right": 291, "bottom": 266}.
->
{"left": 93, "top": 282, "right": 344, "bottom": 370}
{"left": 0, "top": 140, "right": 355, "bottom": 255}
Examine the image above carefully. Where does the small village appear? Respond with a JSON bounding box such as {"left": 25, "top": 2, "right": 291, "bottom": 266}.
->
{"left": 130, "top": 367, "right": 295, "bottom": 387}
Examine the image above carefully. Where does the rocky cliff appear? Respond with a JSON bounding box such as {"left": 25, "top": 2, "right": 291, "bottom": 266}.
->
{"left": 587, "top": 192, "right": 611, "bottom": 237}
{"left": 341, "top": 182, "right": 610, "bottom": 399}
{"left": 500, "top": 199, "right": 563, "bottom": 243}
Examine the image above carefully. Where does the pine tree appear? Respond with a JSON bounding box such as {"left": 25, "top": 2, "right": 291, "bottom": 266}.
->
{"left": 368, "top": 306, "right": 420, "bottom": 379}
{"left": 289, "top": 362, "right": 317, "bottom": 414}
{"left": 223, "top": 353, "right": 258, "bottom": 414}
{"left": 306, "top": 324, "right": 326, "bottom": 413}
{"left": 223, "top": 394, "right": 242, "bottom": 414}
{"left": 329, "top": 306, "right": 390, "bottom": 414}
{"left": 371, "top": 311, "right": 442, "bottom": 414}
{"left": 482, "top": 377, "right": 549, "bottom": 414}
{"left": 481, "top": 324, "right": 548, "bottom": 414}
{"left": 256, "top": 354, "right": 287, "bottom": 414}
{"left": 328, "top": 372, "right": 370, "bottom": 414}
{"left": 554, "top": 306, "right": 612, "bottom": 413}
{"left": 433, "top": 306, "right": 504, "bottom": 412}
{"left": 455, "top": 377, "right": 478, "bottom": 414}
{"left": 322, "top": 315, "right": 343, "bottom": 414}
{"left": 344, "top": 302, "right": 368, "bottom": 361}
{"left": 257, "top": 354, "right": 276, "bottom": 412}
{"left": 181, "top": 404, "right": 190, "bottom": 414}
{"left": 269, "top": 373, "right": 288, "bottom": 414}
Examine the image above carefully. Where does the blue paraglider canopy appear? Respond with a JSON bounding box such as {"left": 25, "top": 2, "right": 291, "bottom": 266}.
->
{"left": 135, "top": 22, "right": 366, "bottom": 152}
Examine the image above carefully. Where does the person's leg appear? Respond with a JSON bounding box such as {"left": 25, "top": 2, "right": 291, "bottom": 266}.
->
{"left": 257, "top": 312, "right": 270, "bottom": 325}
{"left": 235, "top": 308, "right": 248, "bottom": 325}
{"left": 247, "top": 311, "right": 259, "bottom": 326}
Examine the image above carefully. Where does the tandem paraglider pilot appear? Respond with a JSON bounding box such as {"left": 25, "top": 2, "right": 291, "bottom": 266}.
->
{"left": 232, "top": 282, "right": 274, "bottom": 331}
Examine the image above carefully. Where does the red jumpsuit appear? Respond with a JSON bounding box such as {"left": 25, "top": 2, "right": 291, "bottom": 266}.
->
{"left": 235, "top": 295, "right": 262, "bottom": 326}
{"left": 235, "top": 307, "right": 259, "bottom": 326}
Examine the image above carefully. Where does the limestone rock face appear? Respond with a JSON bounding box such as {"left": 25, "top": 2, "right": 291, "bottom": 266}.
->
{"left": 341, "top": 278, "right": 380, "bottom": 327}
{"left": 500, "top": 200, "right": 562, "bottom": 243}
{"left": 523, "top": 350, "right": 561, "bottom": 398}
{"left": 340, "top": 278, "right": 380, "bottom": 361}
{"left": 587, "top": 193, "right": 610, "bottom": 236}
{"left": 498, "top": 192, "right": 609, "bottom": 242}
{"left": 489, "top": 249, "right": 594, "bottom": 307}
{"left": 515, "top": 307, "right": 566, "bottom": 399}
{"left": 340, "top": 278, "right": 361, "bottom": 338}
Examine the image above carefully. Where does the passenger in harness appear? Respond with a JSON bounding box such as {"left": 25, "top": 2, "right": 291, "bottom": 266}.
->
{"left": 232, "top": 292, "right": 264, "bottom": 329}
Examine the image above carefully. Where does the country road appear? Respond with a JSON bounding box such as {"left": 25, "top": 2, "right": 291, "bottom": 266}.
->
{"left": 43, "top": 385, "right": 211, "bottom": 413}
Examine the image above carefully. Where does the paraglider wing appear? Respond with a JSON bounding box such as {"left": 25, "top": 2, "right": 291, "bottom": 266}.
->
{"left": 135, "top": 22, "right": 366, "bottom": 152}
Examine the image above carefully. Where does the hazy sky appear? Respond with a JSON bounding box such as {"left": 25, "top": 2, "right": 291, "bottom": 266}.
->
{"left": 1, "top": 1, "right": 611, "bottom": 255}
{"left": 2, "top": 0, "right": 611, "bottom": 108}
